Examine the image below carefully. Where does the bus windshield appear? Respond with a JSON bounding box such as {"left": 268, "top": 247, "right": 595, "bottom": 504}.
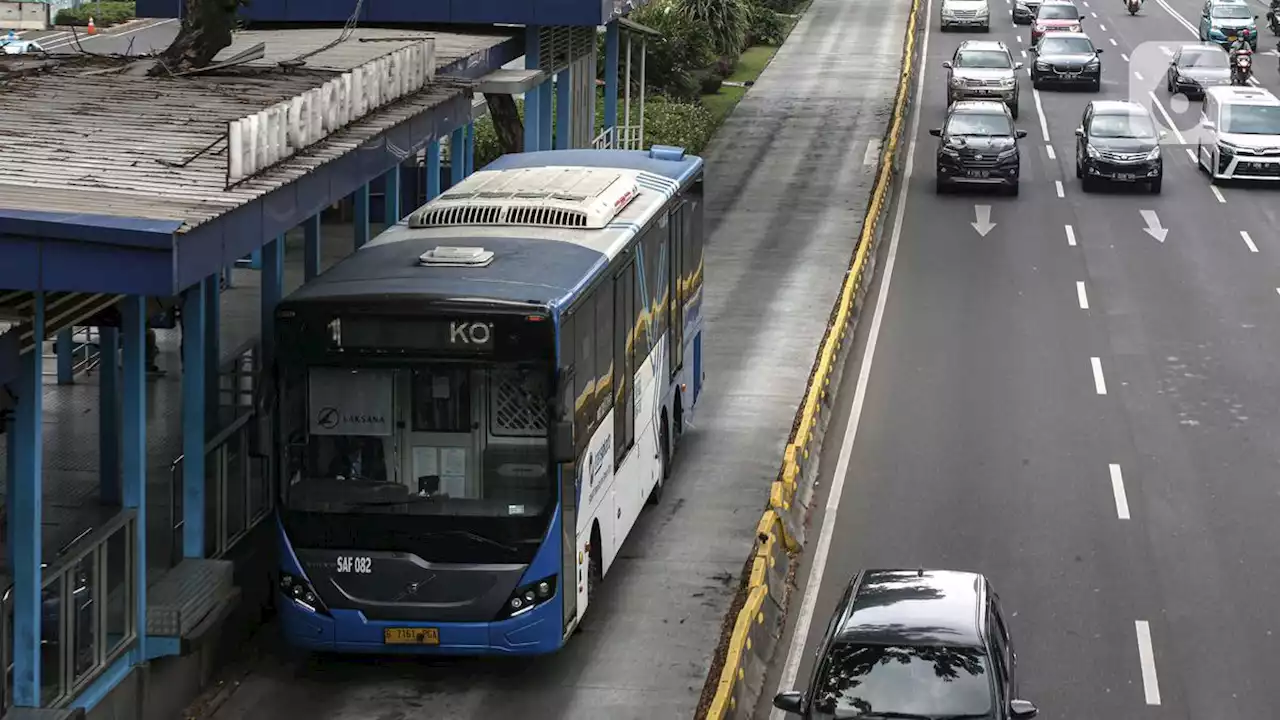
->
{"left": 279, "top": 361, "right": 555, "bottom": 520}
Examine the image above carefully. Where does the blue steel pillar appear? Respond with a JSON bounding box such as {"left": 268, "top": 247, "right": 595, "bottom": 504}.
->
{"left": 524, "top": 28, "right": 542, "bottom": 152}
{"left": 304, "top": 215, "right": 322, "bottom": 281}
{"left": 450, "top": 127, "right": 466, "bottom": 188}
{"left": 539, "top": 79, "right": 553, "bottom": 151}
{"left": 352, "top": 185, "right": 371, "bottom": 249}
{"left": 604, "top": 21, "right": 620, "bottom": 139}
{"left": 120, "top": 296, "right": 149, "bottom": 654}
{"left": 426, "top": 140, "right": 442, "bottom": 200}
{"left": 384, "top": 165, "right": 402, "bottom": 224}
{"left": 555, "top": 70, "right": 572, "bottom": 150}
{"left": 204, "top": 277, "right": 220, "bottom": 425}
{"left": 464, "top": 123, "right": 475, "bottom": 175}
{"left": 181, "top": 279, "right": 207, "bottom": 559}
{"left": 99, "top": 326, "right": 121, "bottom": 505}
{"left": 55, "top": 329, "right": 73, "bottom": 384}
{"left": 261, "top": 236, "right": 284, "bottom": 365}
{"left": 10, "top": 293, "right": 44, "bottom": 707}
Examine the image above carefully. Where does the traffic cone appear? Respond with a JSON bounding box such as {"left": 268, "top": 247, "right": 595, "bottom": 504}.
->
{"left": 86, "top": 17, "right": 96, "bottom": 35}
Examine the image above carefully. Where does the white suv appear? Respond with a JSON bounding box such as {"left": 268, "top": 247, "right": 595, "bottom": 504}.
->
{"left": 1197, "top": 86, "right": 1280, "bottom": 182}
{"left": 941, "top": 0, "right": 992, "bottom": 32}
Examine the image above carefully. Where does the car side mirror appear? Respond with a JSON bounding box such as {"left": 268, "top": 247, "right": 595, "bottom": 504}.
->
{"left": 929, "top": 128, "right": 943, "bottom": 137}
{"left": 942, "top": 60, "right": 953, "bottom": 68}
{"left": 1016, "top": 129, "right": 1028, "bottom": 138}
{"left": 1011, "top": 699, "right": 1039, "bottom": 719}
{"left": 1160, "top": 129, "right": 1168, "bottom": 138}
{"left": 551, "top": 420, "right": 574, "bottom": 464}
{"left": 1028, "top": 46, "right": 1038, "bottom": 54}
{"left": 1096, "top": 48, "right": 1104, "bottom": 53}
{"left": 1014, "top": 61, "right": 1024, "bottom": 69}
{"left": 1074, "top": 127, "right": 1084, "bottom": 136}
{"left": 772, "top": 692, "right": 804, "bottom": 715}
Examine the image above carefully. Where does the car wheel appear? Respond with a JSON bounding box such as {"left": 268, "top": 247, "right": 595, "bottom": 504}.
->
{"left": 1166, "top": 76, "right": 1173, "bottom": 92}
{"left": 1032, "top": 76, "right": 1042, "bottom": 89}
{"left": 1091, "top": 79, "right": 1102, "bottom": 92}
{"left": 1081, "top": 175, "right": 1094, "bottom": 193}
{"left": 1008, "top": 181, "right": 1020, "bottom": 196}
{"left": 1076, "top": 161, "right": 1083, "bottom": 179}
{"left": 1150, "top": 175, "right": 1163, "bottom": 194}
{"left": 1010, "top": 101, "right": 1020, "bottom": 119}
{"left": 935, "top": 177, "right": 948, "bottom": 194}
{"left": 982, "top": 23, "right": 991, "bottom": 32}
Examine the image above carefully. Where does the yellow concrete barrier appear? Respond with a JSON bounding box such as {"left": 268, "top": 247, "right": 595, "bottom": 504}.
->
{"left": 701, "top": 0, "right": 923, "bottom": 714}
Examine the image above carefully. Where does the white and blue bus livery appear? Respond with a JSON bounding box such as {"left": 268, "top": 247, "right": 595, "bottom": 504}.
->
{"left": 270, "top": 147, "right": 706, "bottom": 655}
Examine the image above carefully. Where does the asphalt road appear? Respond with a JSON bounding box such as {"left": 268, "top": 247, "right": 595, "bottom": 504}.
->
{"left": 14, "top": 18, "right": 177, "bottom": 56}
{"left": 185, "top": 0, "right": 911, "bottom": 718}
{"left": 762, "top": 0, "right": 1280, "bottom": 718}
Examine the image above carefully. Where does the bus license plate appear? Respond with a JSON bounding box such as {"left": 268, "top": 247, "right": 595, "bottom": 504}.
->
{"left": 384, "top": 628, "right": 439, "bottom": 645}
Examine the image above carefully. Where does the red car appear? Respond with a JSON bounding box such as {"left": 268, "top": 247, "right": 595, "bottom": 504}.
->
{"left": 1031, "top": 1, "right": 1084, "bottom": 45}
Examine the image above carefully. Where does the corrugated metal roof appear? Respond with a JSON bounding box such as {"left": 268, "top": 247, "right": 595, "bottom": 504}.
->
{"left": 211, "top": 27, "right": 511, "bottom": 73}
{"left": 0, "top": 31, "right": 511, "bottom": 234}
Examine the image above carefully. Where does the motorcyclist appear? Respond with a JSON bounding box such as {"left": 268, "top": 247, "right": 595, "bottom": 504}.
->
{"left": 1123, "top": 0, "right": 1143, "bottom": 11}
{"left": 1229, "top": 29, "right": 1254, "bottom": 83}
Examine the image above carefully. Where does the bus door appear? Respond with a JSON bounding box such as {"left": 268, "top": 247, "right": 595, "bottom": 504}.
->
{"left": 401, "top": 366, "right": 479, "bottom": 499}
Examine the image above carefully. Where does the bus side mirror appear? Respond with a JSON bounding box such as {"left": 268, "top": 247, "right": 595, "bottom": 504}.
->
{"left": 552, "top": 421, "right": 574, "bottom": 464}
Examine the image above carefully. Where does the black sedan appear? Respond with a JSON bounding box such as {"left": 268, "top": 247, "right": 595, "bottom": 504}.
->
{"left": 1030, "top": 31, "right": 1103, "bottom": 91}
{"left": 774, "top": 569, "right": 1038, "bottom": 719}
{"left": 1165, "top": 43, "right": 1231, "bottom": 99}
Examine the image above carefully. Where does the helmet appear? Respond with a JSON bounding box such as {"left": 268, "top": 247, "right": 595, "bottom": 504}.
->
{"left": 1242, "top": 28, "right": 1252, "bottom": 38}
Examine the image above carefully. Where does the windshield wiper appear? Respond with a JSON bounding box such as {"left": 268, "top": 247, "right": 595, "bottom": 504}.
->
{"left": 423, "top": 530, "right": 520, "bottom": 555}
{"left": 853, "top": 714, "right": 989, "bottom": 720}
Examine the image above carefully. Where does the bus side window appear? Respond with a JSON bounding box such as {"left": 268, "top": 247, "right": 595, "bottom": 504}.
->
{"left": 595, "top": 280, "right": 614, "bottom": 424}
{"left": 574, "top": 296, "right": 596, "bottom": 440}
{"left": 646, "top": 216, "right": 669, "bottom": 341}
{"left": 687, "top": 179, "right": 705, "bottom": 299}
{"left": 614, "top": 261, "right": 636, "bottom": 465}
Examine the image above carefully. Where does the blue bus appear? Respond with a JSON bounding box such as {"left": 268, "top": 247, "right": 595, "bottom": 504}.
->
{"left": 269, "top": 147, "right": 707, "bottom": 655}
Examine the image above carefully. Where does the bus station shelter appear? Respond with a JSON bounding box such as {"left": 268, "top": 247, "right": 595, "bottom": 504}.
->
{"left": 0, "top": 0, "right": 654, "bottom": 713}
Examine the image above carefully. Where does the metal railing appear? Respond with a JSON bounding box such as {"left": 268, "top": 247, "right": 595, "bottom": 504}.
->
{"left": 0, "top": 511, "right": 138, "bottom": 711}
{"left": 591, "top": 124, "right": 644, "bottom": 151}
{"left": 41, "top": 327, "right": 102, "bottom": 379}
{"left": 218, "top": 341, "right": 259, "bottom": 410}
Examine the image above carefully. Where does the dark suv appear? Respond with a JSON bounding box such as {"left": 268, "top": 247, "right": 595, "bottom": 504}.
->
{"left": 1075, "top": 100, "right": 1165, "bottom": 193}
{"left": 773, "top": 569, "right": 1038, "bottom": 720}
{"left": 931, "top": 100, "right": 1027, "bottom": 195}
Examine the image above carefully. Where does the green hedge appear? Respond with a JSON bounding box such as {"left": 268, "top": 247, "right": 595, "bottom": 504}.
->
{"left": 471, "top": 93, "right": 717, "bottom": 170}
{"left": 55, "top": 2, "right": 136, "bottom": 26}
{"left": 746, "top": 2, "right": 788, "bottom": 46}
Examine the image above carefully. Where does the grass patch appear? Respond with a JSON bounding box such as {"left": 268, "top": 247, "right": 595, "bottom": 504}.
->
{"left": 699, "top": 45, "right": 778, "bottom": 122}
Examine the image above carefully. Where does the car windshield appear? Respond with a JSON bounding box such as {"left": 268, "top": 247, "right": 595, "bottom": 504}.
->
{"left": 1040, "top": 36, "right": 1095, "bottom": 53}
{"left": 1037, "top": 5, "right": 1080, "bottom": 18}
{"left": 1221, "top": 104, "right": 1280, "bottom": 134}
{"left": 956, "top": 50, "right": 1012, "bottom": 68}
{"left": 813, "top": 643, "right": 994, "bottom": 718}
{"left": 946, "top": 112, "right": 1013, "bottom": 136}
{"left": 1178, "top": 49, "right": 1229, "bottom": 67}
{"left": 1211, "top": 4, "right": 1251, "bottom": 18}
{"left": 1090, "top": 113, "right": 1158, "bottom": 138}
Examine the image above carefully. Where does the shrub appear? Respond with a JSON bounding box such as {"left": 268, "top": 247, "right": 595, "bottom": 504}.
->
{"left": 757, "top": 0, "right": 806, "bottom": 12}
{"left": 55, "top": 1, "right": 135, "bottom": 26}
{"left": 746, "top": 1, "right": 787, "bottom": 46}
{"left": 626, "top": 0, "right": 717, "bottom": 100}
{"left": 639, "top": 96, "right": 717, "bottom": 155}
{"left": 679, "top": 0, "right": 750, "bottom": 57}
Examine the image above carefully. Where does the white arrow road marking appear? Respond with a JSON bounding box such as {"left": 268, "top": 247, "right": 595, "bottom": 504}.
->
{"left": 971, "top": 205, "right": 997, "bottom": 236}
{"left": 1140, "top": 210, "right": 1167, "bottom": 242}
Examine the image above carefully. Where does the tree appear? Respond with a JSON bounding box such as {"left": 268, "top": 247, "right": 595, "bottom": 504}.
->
{"left": 150, "top": 0, "right": 245, "bottom": 77}
{"left": 485, "top": 94, "right": 524, "bottom": 155}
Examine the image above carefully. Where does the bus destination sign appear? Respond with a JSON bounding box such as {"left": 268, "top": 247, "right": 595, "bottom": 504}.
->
{"left": 338, "top": 316, "right": 497, "bottom": 352}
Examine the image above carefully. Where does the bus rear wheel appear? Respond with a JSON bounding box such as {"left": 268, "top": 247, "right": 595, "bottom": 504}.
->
{"left": 649, "top": 417, "right": 670, "bottom": 505}
{"left": 587, "top": 540, "right": 602, "bottom": 600}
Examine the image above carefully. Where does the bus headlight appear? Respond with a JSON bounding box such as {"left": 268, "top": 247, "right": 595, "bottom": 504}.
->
{"left": 497, "top": 575, "right": 557, "bottom": 620}
{"left": 279, "top": 572, "right": 329, "bottom": 615}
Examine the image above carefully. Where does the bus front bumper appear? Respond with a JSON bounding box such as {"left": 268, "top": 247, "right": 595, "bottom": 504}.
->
{"left": 278, "top": 592, "right": 562, "bottom": 655}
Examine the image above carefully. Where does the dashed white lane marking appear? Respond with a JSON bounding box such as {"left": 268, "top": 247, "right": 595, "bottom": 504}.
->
{"left": 1241, "top": 230, "right": 1259, "bottom": 253}
{"left": 1032, "top": 88, "right": 1051, "bottom": 141}
{"left": 1109, "top": 463, "right": 1130, "bottom": 519}
{"left": 1092, "top": 10, "right": 1099, "bottom": 16}
{"left": 1065, "top": 225, "right": 1077, "bottom": 246}
{"left": 1134, "top": 71, "right": 1143, "bottom": 80}
{"left": 1091, "top": 356, "right": 1107, "bottom": 395}
{"left": 1147, "top": 91, "right": 1188, "bottom": 146}
{"left": 1055, "top": 180, "right": 1065, "bottom": 198}
{"left": 1109, "top": 37, "right": 1118, "bottom": 45}
{"left": 1017, "top": 34, "right": 1024, "bottom": 43}
{"left": 1077, "top": 281, "right": 1089, "bottom": 309}
{"left": 1021, "top": 49, "right": 1027, "bottom": 57}
{"left": 1135, "top": 621, "right": 1163, "bottom": 705}
{"left": 1122, "top": 52, "right": 1130, "bottom": 61}
{"left": 1046, "top": 145, "right": 1056, "bottom": 159}
{"left": 863, "top": 138, "right": 883, "bottom": 165}
{"left": 1100, "top": 22, "right": 1107, "bottom": 29}
{"left": 1210, "top": 185, "right": 1226, "bottom": 203}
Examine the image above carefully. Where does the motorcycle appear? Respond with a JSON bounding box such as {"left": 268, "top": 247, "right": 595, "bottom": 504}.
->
{"left": 1231, "top": 46, "right": 1253, "bottom": 85}
{"left": 1268, "top": 4, "right": 1279, "bottom": 36}
{"left": 1127, "top": 0, "right": 1141, "bottom": 15}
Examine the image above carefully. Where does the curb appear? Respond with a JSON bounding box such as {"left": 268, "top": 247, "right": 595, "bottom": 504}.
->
{"left": 695, "top": 0, "right": 926, "bottom": 716}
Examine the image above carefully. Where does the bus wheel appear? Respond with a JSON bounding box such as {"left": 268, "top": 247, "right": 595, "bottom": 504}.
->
{"left": 649, "top": 418, "right": 669, "bottom": 505}
{"left": 588, "top": 535, "right": 602, "bottom": 600}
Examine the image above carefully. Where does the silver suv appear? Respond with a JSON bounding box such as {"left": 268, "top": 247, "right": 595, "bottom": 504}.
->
{"left": 943, "top": 40, "right": 1022, "bottom": 119}
{"left": 941, "top": 0, "right": 991, "bottom": 31}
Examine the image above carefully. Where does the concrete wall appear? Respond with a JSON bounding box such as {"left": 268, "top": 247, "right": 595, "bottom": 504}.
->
{"left": 0, "top": 2, "right": 49, "bottom": 31}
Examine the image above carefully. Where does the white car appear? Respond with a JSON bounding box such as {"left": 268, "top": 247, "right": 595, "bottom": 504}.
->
{"left": 1197, "top": 86, "right": 1280, "bottom": 182}
{"left": 1, "top": 39, "right": 46, "bottom": 55}
{"left": 941, "top": 0, "right": 992, "bottom": 31}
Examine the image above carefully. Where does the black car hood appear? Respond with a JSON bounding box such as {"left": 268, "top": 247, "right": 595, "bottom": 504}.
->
{"left": 1037, "top": 51, "right": 1098, "bottom": 64}
{"left": 1089, "top": 136, "right": 1158, "bottom": 153}
{"left": 947, "top": 135, "right": 1016, "bottom": 152}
